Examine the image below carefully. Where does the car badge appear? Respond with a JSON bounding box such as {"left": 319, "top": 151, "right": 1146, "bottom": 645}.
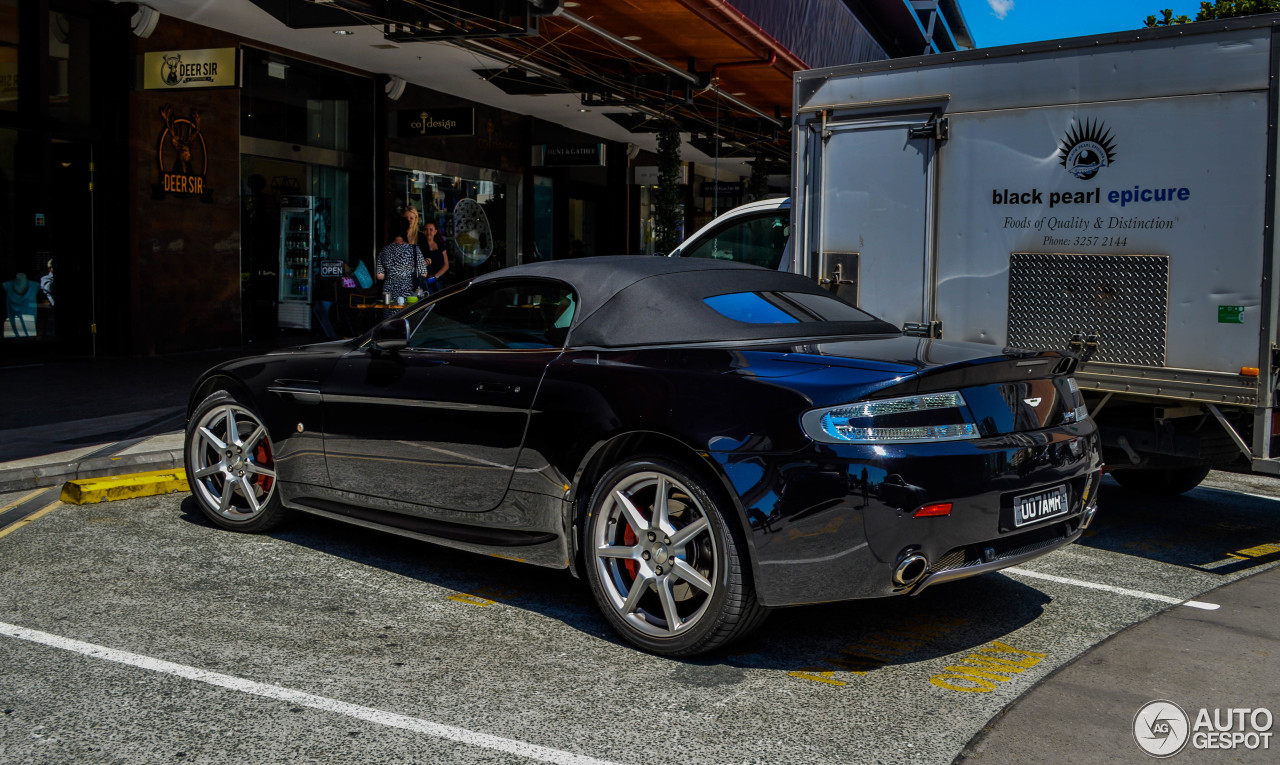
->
{"left": 1024, "top": 397, "right": 1043, "bottom": 407}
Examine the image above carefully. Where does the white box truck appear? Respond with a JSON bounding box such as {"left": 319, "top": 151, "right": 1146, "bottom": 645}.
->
{"left": 675, "top": 16, "right": 1280, "bottom": 492}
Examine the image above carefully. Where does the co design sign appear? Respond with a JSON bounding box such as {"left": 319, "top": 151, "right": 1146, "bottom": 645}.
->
{"left": 397, "top": 108, "right": 476, "bottom": 137}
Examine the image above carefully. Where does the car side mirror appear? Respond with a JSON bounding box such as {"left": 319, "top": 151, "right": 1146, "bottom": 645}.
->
{"left": 371, "top": 318, "right": 409, "bottom": 351}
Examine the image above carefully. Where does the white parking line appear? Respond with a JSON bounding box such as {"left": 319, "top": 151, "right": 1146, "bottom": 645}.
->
{"left": 0, "top": 621, "right": 621, "bottom": 765}
{"left": 1002, "top": 568, "right": 1220, "bottom": 610}
{"left": 1194, "top": 486, "right": 1280, "bottom": 503}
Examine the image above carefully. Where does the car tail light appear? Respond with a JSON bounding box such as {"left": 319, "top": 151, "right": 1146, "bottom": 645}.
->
{"left": 1066, "top": 378, "right": 1090, "bottom": 423}
{"left": 913, "top": 502, "right": 952, "bottom": 517}
{"left": 801, "top": 391, "right": 979, "bottom": 444}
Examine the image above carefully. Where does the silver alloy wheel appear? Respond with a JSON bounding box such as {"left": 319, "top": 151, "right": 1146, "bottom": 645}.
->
{"left": 592, "top": 470, "right": 718, "bottom": 637}
{"left": 188, "top": 404, "right": 277, "bottom": 522}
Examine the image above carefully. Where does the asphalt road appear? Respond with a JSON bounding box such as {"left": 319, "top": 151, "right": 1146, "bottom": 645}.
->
{"left": 1, "top": 473, "right": 1278, "bottom": 764}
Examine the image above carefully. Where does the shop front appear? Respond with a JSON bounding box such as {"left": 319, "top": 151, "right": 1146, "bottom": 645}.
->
{"left": 388, "top": 157, "right": 520, "bottom": 285}
{"left": 387, "top": 85, "right": 527, "bottom": 285}
{"left": 238, "top": 46, "right": 373, "bottom": 344}
{"left": 530, "top": 131, "right": 629, "bottom": 260}
{"left": 2, "top": 0, "right": 128, "bottom": 359}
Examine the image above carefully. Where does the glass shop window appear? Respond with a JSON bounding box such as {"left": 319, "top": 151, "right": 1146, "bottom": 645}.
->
{"left": 0, "top": 0, "right": 15, "bottom": 114}
{"left": 241, "top": 48, "right": 371, "bottom": 152}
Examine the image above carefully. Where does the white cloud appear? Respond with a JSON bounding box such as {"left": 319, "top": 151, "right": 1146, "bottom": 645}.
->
{"left": 988, "top": 0, "right": 1014, "bottom": 20}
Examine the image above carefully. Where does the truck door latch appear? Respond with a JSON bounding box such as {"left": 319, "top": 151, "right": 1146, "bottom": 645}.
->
{"left": 903, "top": 320, "right": 944, "bottom": 339}
{"left": 819, "top": 261, "right": 856, "bottom": 287}
{"left": 908, "top": 117, "right": 949, "bottom": 142}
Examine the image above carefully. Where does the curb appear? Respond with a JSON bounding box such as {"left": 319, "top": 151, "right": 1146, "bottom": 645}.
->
{"left": 60, "top": 468, "right": 190, "bottom": 505}
{"left": 0, "top": 450, "right": 184, "bottom": 494}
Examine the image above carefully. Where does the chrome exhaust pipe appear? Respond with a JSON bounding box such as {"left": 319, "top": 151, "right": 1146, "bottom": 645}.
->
{"left": 1081, "top": 504, "right": 1099, "bottom": 529}
{"left": 893, "top": 554, "right": 929, "bottom": 587}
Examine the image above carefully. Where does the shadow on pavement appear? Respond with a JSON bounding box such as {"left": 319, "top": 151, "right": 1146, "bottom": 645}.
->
{"left": 1077, "top": 480, "right": 1280, "bottom": 574}
{"left": 178, "top": 496, "right": 1053, "bottom": 673}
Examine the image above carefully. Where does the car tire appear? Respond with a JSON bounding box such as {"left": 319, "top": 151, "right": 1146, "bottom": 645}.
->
{"left": 1111, "top": 465, "right": 1211, "bottom": 496}
{"left": 583, "top": 456, "right": 766, "bottom": 656}
{"left": 185, "top": 389, "right": 287, "bottom": 533}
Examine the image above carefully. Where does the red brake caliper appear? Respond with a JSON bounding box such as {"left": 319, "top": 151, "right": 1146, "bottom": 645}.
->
{"left": 254, "top": 442, "right": 275, "bottom": 494}
{"left": 622, "top": 524, "right": 638, "bottom": 579}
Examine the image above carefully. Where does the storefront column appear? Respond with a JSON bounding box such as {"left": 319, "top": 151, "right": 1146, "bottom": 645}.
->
{"left": 522, "top": 115, "right": 536, "bottom": 265}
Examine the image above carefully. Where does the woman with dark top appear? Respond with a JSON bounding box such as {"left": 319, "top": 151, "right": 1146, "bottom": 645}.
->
{"left": 376, "top": 216, "right": 427, "bottom": 318}
{"left": 418, "top": 220, "right": 450, "bottom": 293}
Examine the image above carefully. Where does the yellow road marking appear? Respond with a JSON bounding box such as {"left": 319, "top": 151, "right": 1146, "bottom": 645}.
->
{"left": 448, "top": 594, "right": 496, "bottom": 607}
{"left": 0, "top": 488, "right": 47, "bottom": 515}
{"left": 790, "top": 615, "right": 972, "bottom": 687}
{"left": 929, "top": 640, "right": 1048, "bottom": 693}
{"left": 447, "top": 585, "right": 525, "bottom": 607}
{"left": 0, "top": 501, "right": 62, "bottom": 540}
{"left": 60, "top": 469, "right": 189, "bottom": 505}
{"left": 1234, "top": 542, "right": 1280, "bottom": 558}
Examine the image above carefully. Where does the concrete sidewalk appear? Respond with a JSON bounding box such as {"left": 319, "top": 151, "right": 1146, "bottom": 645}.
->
{"left": 0, "top": 345, "right": 276, "bottom": 492}
{"left": 0, "top": 429, "right": 185, "bottom": 493}
{"left": 956, "top": 557, "right": 1280, "bottom": 763}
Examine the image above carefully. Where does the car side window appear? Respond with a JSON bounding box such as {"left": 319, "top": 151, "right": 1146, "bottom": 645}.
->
{"left": 405, "top": 280, "right": 576, "bottom": 351}
{"left": 682, "top": 212, "right": 790, "bottom": 270}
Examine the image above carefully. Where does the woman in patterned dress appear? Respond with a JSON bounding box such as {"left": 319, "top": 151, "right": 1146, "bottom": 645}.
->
{"left": 376, "top": 216, "right": 427, "bottom": 319}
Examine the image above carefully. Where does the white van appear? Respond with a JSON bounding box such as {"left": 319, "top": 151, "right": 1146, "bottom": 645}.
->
{"left": 669, "top": 197, "right": 793, "bottom": 272}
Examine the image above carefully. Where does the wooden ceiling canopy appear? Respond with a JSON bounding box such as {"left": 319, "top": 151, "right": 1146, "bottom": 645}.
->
{"left": 276, "top": 0, "right": 804, "bottom": 158}
{"left": 476, "top": 0, "right": 805, "bottom": 159}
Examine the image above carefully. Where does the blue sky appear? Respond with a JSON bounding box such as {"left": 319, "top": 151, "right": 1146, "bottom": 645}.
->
{"left": 959, "top": 0, "right": 1207, "bottom": 48}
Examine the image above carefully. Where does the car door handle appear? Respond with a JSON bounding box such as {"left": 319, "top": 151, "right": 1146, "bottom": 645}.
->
{"left": 476, "top": 383, "right": 520, "bottom": 394}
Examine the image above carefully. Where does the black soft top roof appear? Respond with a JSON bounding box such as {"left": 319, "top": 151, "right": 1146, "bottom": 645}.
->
{"left": 472, "top": 256, "right": 898, "bottom": 348}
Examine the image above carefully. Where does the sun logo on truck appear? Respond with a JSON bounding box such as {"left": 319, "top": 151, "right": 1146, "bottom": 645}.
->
{"left": 1058, "top": 118, "right": 1117, "bottom": 180}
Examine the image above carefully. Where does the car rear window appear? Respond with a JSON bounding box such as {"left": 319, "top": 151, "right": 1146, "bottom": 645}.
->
{"left": 704, "top": 291, "right": 879, "bottom": 324}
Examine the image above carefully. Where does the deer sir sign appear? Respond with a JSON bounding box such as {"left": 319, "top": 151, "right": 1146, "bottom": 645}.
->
{"left": 154, "top": 104, "right": 209, "bottom": 201}
{"left": 142, "top": 49, "right": 238, "bottom": 90}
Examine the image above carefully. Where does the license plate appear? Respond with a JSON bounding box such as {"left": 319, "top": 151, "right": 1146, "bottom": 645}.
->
{"left": 1014, "top": 484, "right": 1070, "bottom": 527}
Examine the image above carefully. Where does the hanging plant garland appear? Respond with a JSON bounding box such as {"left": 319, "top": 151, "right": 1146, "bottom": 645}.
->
{"left": 654, "top": 120, "right": 683, "bottom": 255}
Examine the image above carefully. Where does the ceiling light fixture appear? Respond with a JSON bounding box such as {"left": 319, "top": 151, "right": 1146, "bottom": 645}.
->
{"left": 623, "top": 35, "right": 641, "bottom": 41}
{"left": 333, "top": 29, "right": 353, "bottom": 35}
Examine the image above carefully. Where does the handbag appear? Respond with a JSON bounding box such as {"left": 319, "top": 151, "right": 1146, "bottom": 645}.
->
{"left": 352, "top": 259, "right": 374, "bottom": 289}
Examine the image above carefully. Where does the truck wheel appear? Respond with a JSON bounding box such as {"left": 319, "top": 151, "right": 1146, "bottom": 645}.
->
{"left": 1112, "top": 466, "right": 1211, "bottom": 496}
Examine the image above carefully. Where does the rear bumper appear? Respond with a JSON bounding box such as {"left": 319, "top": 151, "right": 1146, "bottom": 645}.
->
{"left": 911, "top": 515, "right": 1085, "bottom": 594}
{"left": 717, "top": 419, "right": 1102, "bottom": 607}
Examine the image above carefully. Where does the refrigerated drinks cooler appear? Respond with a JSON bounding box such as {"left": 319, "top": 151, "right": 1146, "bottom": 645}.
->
{"left": 277, "top": 195, "right": 313, "bottom": 330}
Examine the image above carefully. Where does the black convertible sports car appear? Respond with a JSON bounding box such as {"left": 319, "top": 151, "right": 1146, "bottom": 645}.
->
{"left": 185, "top": 257, "right": 1101, "bottom": 655}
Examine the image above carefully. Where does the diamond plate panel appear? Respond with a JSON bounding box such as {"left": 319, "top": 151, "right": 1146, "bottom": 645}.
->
{"left": 1007, "top": 253, "right": 1168, "bottom": 366}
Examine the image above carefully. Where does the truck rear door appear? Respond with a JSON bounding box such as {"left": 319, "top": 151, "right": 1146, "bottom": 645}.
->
{"left": 799, "top": 112, "right": 943, "bottom": 335}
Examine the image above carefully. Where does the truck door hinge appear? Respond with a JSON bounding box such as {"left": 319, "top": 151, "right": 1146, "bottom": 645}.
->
{"left": 908, "top": 117, "right": 949, "bottom": 143}
{"left": 903, "top": 320, "right": 943, "bottom": 339}
{"left": 1068, "top": 332, "right": 1100, "bottom": 361}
